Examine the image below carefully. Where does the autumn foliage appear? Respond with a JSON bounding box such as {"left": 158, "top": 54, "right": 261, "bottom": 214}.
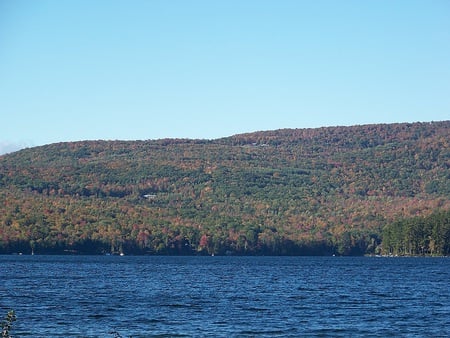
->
{"left": 0, "top": 121, "right": 449, "bottom": 255}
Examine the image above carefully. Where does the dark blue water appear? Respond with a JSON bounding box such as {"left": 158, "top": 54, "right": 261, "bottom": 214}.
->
{"left": 1, "top": 256, "right": 449, "bottom": 337}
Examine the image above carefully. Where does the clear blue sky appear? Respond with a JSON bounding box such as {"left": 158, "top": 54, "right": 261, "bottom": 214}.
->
{"left": 1, "top": 0, "right": 449, "bottom": 154}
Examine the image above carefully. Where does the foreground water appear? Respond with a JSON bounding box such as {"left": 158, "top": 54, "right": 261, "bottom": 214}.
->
{"left": 1, "top": 255, "right": 449, "bottom": 337}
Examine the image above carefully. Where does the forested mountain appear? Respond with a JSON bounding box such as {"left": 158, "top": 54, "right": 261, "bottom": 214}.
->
{"left": 1, "top": 121, "right": 449, "bottom": 255}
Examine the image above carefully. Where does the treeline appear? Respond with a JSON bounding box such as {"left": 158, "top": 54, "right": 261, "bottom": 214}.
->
{"left": 0, "top": 187, "right": 382, "bottom": 256}
{"left": 382, "top": 210, "right": 450, "bottom": 256}
{"left": 1, "top": 121, "right": 449, "bottom": 255}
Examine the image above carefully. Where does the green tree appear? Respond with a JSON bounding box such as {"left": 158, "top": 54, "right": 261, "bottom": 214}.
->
{"left": 1, "top": 310, "right": 16, "bottom": 338}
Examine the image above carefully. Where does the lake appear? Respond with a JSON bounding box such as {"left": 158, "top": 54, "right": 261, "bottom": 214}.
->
{"left": 1, "top": 255, "right": 449, "bottom": 337}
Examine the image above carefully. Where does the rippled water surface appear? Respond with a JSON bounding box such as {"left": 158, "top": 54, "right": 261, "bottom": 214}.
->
{"left": 1, "top": 256, "right": 450, "bottom": 337}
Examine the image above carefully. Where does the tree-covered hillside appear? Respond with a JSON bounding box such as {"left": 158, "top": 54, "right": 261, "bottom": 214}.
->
{"left": 1, "top": 121, "right": 449, "bottom": 255}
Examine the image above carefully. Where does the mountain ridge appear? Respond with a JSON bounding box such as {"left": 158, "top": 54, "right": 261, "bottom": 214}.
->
{"left": 1, "top": 121, "right": 449, "bottom": 255}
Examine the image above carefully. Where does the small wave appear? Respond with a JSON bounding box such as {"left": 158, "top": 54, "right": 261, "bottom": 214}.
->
{"left": 87, "top": 314, "right": 108, "bottom": 319}
{"left": 163, "top": 303, "right": 194, "bottom": 309}
{"left": 242, "top": 306, "right": 270, "bottom": 312}
{"left": 238, "top": 328, "right": 295, "bottom": 336}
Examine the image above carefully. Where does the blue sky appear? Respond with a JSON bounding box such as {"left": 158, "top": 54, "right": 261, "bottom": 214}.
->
{"left": 1, "top": 0, "right": 449, "bottom": 154}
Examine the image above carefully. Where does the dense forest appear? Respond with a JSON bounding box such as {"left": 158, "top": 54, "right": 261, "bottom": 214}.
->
{"left": 0, "top": 121, "right": 449, "bottom": 255}
{"left": 382, "top": 209, "right": 450, "bottom": 256}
